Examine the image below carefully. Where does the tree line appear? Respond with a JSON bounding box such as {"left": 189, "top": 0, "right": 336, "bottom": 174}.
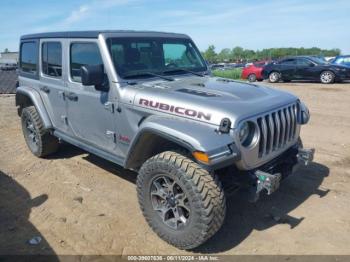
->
{"left": 202, "top": 45, "right": 341, "bottom": 63}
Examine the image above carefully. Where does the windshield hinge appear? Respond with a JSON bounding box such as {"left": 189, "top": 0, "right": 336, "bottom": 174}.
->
{"left": 104, "top": 102, "right": 115, "bottom": 113}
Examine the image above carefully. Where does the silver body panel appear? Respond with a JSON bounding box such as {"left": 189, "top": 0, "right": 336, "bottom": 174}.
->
{"left": 17, "top": 32, "right": 306, "bottom": 171}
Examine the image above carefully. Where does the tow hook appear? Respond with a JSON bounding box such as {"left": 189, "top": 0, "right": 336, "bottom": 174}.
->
{"left": 297, "top": 148, "right": 315, "bottom": 166}
{"left": 255, "top": 170, "right": 282, "bottom": 195}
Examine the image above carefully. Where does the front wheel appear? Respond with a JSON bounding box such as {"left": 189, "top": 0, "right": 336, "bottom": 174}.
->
{"left": 269, "top": 71, "right": 280, "bottom": 83}
{"left": 248, "top": 74, "right": 257, "bottom": 82}
{"left": 137, "top": 151, "right": 226, "bottom": 250}
{"left": 320, "top": 71, "right": 335, "bottom": 84}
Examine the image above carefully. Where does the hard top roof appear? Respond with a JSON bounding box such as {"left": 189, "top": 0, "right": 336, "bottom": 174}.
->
{"left": 21, "top": 30, "right": 190, "bottom": 40}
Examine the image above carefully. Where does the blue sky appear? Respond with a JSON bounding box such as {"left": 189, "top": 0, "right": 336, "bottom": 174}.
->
{"left": 1, "top": 0, "right": 349, "bottom": 53}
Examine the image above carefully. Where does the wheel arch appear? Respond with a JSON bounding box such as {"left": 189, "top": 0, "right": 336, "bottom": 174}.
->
{"left": 16, "top": 86, "right": 53, "bottom": 129}
{"left": 124, "top": 115, "right": 238, "bottom": 171}
{"left": 124, "top": 129, "right": 194, "bottom": 171}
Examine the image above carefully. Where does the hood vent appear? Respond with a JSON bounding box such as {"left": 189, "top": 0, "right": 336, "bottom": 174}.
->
{"left": 176, "top": 88, "right": 220, "bottom": 97}
{"left": 191, "top": 82, "right": 206, "bottom": 87}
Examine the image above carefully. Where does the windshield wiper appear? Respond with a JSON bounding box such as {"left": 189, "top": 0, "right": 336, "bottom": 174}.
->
{"left": 123, "top": 72, "right": 174, "bottom": 81}
{"left": 163, "top": 69, "right": 205, "bottom": 77}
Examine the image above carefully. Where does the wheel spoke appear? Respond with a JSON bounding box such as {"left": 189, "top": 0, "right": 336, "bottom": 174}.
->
{"left": 163, "top": 176, "right": 175, "bottom": 194}
{"left": 152, "top": 181, "right": 167, "bottom": 199}
{"left": 175, "top": 193, "right": 190, "bottom": 212}
{"left": 155, "top": 206, "right": 172, "bottom": 222}
{"left": 27, "top": 123, "right": 35, "bottom": 132}
{"left": 151, "top": 191, "right": 166, "bottom": 199}
{"left": 173, "top": 207, "right": 187, "bottom": 225}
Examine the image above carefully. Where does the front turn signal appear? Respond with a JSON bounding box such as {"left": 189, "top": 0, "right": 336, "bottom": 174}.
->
{"left": 192, "top": 151, "right": 210, "bottom": 164}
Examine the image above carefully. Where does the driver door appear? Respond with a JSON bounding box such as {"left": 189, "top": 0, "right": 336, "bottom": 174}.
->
{"left": 65, "top": 40, "right": 119, "bottom": 154}
{"left": 295, "top": 58, "right": 317, "bottom": 80}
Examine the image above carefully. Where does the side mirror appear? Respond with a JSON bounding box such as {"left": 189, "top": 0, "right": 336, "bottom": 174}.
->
{"left": 309, "top": 63, "right": 315, "bottom": 67}
{"left": 81, "top": 64, "right": 109, "bottom": 92}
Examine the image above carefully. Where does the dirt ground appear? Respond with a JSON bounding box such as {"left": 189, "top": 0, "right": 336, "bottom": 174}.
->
{"left": 0, "top": 82, "right": 350, "bottom": 256}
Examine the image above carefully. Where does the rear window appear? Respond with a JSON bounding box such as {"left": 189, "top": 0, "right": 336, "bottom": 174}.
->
{"left": 253, "top": 62, "right": 266, "bottom": 68}
{"left": 20, "top": 42, "right": 38, "bottom": 74}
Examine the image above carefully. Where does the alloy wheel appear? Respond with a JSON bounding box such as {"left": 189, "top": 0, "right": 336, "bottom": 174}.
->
{"left": 320, "top": 72, "right": 333, "bottom": 84}
{"left": 150, "top": 176, "right": 190, "bottom": 230}
{"left": 24, "top": 117, "right": 39, "bottom": 150}
{"left": 269, "top": 72, "right": 280, "bottom": 82}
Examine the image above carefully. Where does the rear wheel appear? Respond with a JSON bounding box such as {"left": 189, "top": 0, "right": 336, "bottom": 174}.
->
{"left": 269, "top": 71, "right": 280, "bottom": 83}
{"left": 320, "top": 71, "right": 335, "bottom": 84}
{"left": 248, "top": 74, "right": 257, "bottom": 82}
{"left": 137, "top": 151, "right": 226, "bottom": 250}
{"left": 21, "top": 106, "right": 59, "bottom": 157}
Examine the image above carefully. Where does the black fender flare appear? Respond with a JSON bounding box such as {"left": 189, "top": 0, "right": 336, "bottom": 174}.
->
{"left": 16, "top": 86, "right": 53, "bottom": 129}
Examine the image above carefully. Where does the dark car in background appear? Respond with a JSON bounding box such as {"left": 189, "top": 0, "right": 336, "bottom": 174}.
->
{"left": 332, "top": 55, "right": 350, "bottom": 67}
{"left": 262, "top": 56, "right": 350, "bottom": 84}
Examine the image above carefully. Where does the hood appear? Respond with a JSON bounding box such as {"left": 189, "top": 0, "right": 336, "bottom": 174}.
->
{"left": 132, "top": 76, "right": 298, "bottom": 127}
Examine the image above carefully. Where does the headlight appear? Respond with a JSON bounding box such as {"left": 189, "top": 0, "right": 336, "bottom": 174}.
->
{"left": 238, "top": 121, "right": 256, "bottom": 147}
{"left": 297, "top": 101, "right": 310, "bottom": 125}
{"left": 239, "top": 122, "right": 250, "bottom": 142}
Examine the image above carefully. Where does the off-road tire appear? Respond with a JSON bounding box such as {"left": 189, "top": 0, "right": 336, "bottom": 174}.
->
{"left": 137, "top": 151, "right": 226, "bottom": 250}
{"left": 21, "top": 106, "right": 59, "bottom": 157}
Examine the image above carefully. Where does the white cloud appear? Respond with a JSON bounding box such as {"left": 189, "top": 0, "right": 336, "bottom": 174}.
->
{"left": 60, "top": 0, "right": 136, "bottom": 28}
{"left": 62, "top": 5, "right": 90, "bottom": 26}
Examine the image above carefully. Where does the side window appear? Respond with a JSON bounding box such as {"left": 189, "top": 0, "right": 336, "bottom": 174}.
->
{"left": 297, "top": 58, "right": 313, "bottom": 66}
{"left": 343, "top": 57, "right": 350, "bottom": 64}
{"left": 280, "top": 59, "right": 295, "bottom": 65}
{"left": 70, "top": 43, "right": 103, "bottom": 83}
{"left": 42, "top": 42, "right": 62, "bottom": 77}
{"left": 20, "top": 42, "right": 38, "bottom": 74}
{"left": 110, "top": 44, "right": 124, "bottom": 66}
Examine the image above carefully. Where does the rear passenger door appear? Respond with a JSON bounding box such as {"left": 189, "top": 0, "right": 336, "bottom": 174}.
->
{"left": 39, "top": 40, "right": 69, "bottom": 132}
{"left": 278, "top": 59, "right": 296, "bottom": 80}
{"left": 65, "top": 40, "right": 118, "bottom": 153}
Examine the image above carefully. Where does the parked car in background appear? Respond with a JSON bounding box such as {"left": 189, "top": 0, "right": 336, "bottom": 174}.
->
{"left": 332, "top": 55, "right": 350, "bottom": 67}
{"left": 241, "top": 61, "right": 268, "bottom": 82}
{"left": 0, "top": 60, "right": 18, "bottom": 71}
{"left": 262, "top": 56, "right": 350, "bottom": 84}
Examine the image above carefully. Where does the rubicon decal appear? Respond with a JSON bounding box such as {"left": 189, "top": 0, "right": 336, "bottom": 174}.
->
{"left": 139, "top": 99, "right": 212, "bottom": 121}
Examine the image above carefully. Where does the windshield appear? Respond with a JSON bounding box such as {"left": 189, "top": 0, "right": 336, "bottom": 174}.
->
{"left": 107, "top": 37, "right": 207, "bottom": 79}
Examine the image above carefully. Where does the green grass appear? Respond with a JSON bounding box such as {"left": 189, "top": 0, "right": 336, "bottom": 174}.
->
{"left": 212, "top": 68, "right": 243, "bottom": 80}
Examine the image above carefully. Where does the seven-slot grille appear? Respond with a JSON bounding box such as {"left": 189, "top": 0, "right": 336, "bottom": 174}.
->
{"left": 257, "top": 103, "right": 298, "bottom": 158}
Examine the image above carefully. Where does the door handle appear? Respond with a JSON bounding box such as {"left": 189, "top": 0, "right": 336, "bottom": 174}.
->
{"left": 40, "top": 86, "right": 50, "bottom": 93}
{"left": 66, "top": 92, "right": 78, "bottom": 101}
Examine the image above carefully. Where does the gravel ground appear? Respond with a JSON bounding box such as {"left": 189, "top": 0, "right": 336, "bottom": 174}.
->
{"left": 0, "top": 82, "right": 350, "bottom": 256}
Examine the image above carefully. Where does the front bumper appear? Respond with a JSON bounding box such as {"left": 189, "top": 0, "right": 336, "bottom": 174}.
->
{"left": 249, "top": 145, "right": 315, "bottom": 202}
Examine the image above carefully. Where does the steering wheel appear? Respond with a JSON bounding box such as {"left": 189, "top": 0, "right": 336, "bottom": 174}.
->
{"left": 165, "top": 63, "right": 178, "bottom": 68}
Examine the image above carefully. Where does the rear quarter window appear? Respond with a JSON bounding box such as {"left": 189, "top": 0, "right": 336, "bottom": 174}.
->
{"left": 20, "top": 41, "right": 38, "bottom": 74}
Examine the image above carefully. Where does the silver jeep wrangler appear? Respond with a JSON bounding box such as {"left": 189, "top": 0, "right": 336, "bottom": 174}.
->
{"left": 16, "top": 30, "right": 314, "bottom": 250}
